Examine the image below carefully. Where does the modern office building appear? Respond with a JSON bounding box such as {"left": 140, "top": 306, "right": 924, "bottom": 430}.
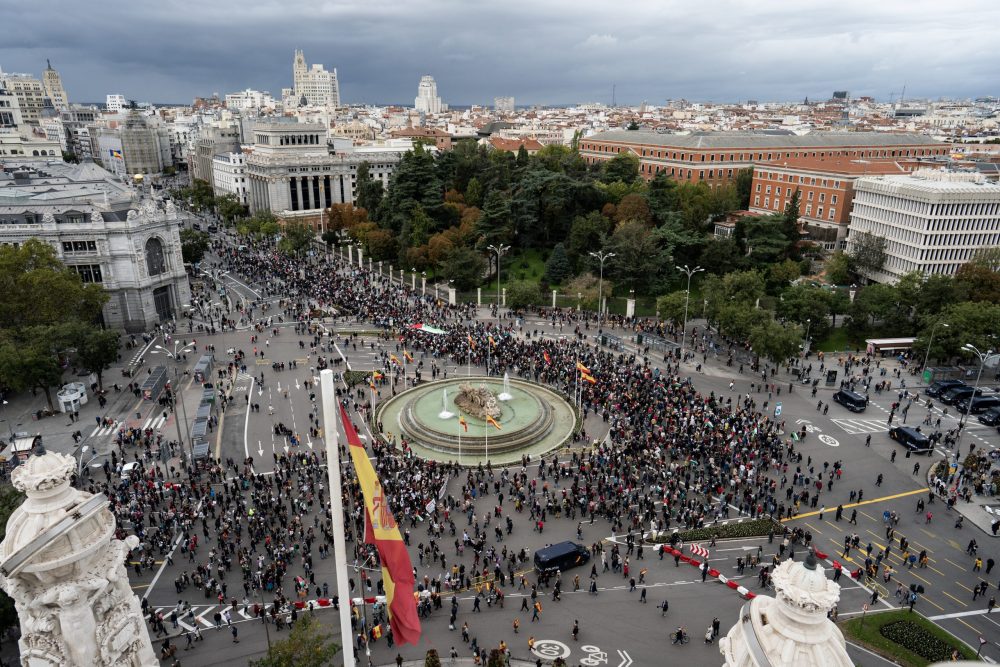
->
{"left": 846, "top": 169, "right": 1000, "bottom": 283}
{"left": 414, "top": 76, "right": 446, "bottom": 115}
{"left": 579, "top": 131, "right": 948, "bottom": 186}
{"left": 292, "top": 50, "right": 340, "bottom": 107}
{"left": 244, "top": 122, "right": 402, "bottom": 223}
{"left": 211, "top": 150, "right": 249, "bottom": 205}
{"left": 0, "top": 160, "right": 192, "bottom": 331}
{"left": 41, "top": 60, "right": 68, "bottom": 109}
{"left": 106, "top": 94, "right": 127, "bottom": 113}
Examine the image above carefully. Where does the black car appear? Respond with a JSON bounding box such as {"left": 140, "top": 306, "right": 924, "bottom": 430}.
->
{"left": 533, "top": 541, "right": 591, "bottom": 573}
{"left": 889, "top": 426, "right": 933, "bottom": 455}
{"left": 940, "top": 385, "right": 984, "bottom": 406}
{"left": 978, "top": 407, "right": 1000, "bottom": 426}
{"left": 958, "top": 395, "right": 1000, "bottom": 415}
{"left": 926, "top": 379, "right": 965, "bottom": 398}
{"left": 832, "top": 389, "right": 868, "bottom": 412}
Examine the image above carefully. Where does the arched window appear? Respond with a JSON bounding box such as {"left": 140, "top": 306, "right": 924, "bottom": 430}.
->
{"left": 145, "top": 237, "right": 167, "bottom": 276}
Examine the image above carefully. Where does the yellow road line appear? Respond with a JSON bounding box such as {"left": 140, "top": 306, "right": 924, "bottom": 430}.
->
{"left": 944, "top": 558, "right": 967, "bottom": 572}
{"left": 958, "top": 618, "right": 982, "bottom": 635}
{"left": 943, "top": 591, "right": 968, "bottom": 607}
{"left": 781, "top": 488, "right": 925, "bottom": 522}
{"left": 922, "top": 596, "right": 945, "bottom": 612}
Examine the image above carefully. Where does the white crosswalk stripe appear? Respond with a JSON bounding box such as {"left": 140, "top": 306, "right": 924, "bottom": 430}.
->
{"left": 831, "top": 418, "right": 891, "bottom": 435}
{"left": 89, "top": 419, "right": 123, "bottom": 438}
{"left": 141, "top": 415, "right": 167, "bottom": 430}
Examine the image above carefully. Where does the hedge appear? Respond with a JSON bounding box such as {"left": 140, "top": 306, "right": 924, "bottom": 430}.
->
{"left": 841, "top": 610, "right": 977, "bottom": 666}
{"left": 647, "top": 517, "right": 781, "bottom": 543}
{"left": 343, "top": 370, "right": 372, "bottom": 387}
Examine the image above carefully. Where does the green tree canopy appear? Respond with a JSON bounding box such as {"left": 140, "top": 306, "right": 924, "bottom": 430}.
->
{"left": 750, "top": 318, "right": 803, "bottom": 365}
{"left": 601, "top": 152, "right": 640, "bottom": 185}
{"left": 543, "top": 243, "right": 572, "bottom": 284}
{"left": 249, "top": 614, "right": 340, "bottom": 667}
{"left": 506, "top": 280, "right": 543, "bottom": 309}
{"left": 438, "top": 246, "right": 486, "bottom": 291}
{"left": 655, "top": 291, "right": 690, "bottom": 326}
{"left": 278, "top": 221, "right": 315, "bottom": 256}
{"left": 179, "top": 228, "right": 210, "bottom": 264}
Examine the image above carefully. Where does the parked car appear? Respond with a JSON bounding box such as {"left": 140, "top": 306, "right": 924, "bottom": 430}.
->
{"left": 978, "top": 407, "right": 1000, "bottom": 426}
{"left": 940, "top": 385, "right": 984, "bottom": 406}
{"left": 889, "top": 426, "right": 933, "bottom": 455}
{"left": 925, "top": 379, "right": 965, "bottom": 398}
{"left": 832, "top": 389, "right": 868, "bottom": 412}
{"left": 956, "top": 395, "right": 1000, "bottom": 415}
{"left": 207, "top": 224, "right": 218, "bottom": 233}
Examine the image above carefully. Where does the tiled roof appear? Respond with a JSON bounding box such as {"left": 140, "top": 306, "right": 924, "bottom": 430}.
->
{"left": 585, "top": 130, "right": 943, "bottom": 150}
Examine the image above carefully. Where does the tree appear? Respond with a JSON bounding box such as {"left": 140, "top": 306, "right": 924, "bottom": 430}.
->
{"left": 465, "top": 177, "right": 484, "bottom": 208}
{"left": 543, "top": 243, "right": 572, "bottom": 284}
{"left": 0, "top": 486, "right": 23, "bottom": 640}
{"left": 278, "top": 221, "right": 315, "bottom": 256}
{"left": 776, "top": 285, "right": 832, "bottom": 341}
{"left": 326, "top": 203, "right": 368, "bottom": 232}
{"left": 179, "top": 228, "right": 210, "bottom": 264}
{"left": 613, "top": 193, "right": 653, "bottom": 227}
{"left": 767, "top": 259, "right": 801, "bottom": 292}
{"left": 848, "top": 231, "right": 887, "bottom": 276}
{"left": 626, "top": 119, "right": 640, "bottom": 131}
{"left": 0, "top": 330, "right": 68, "bottom": 412}
{"left": 750, "top": 318, "right": 803, "bottom": 365}
{"left": 824, "top": 251, "right": 851, "bottom": 285}
{"left": 603, "top": 220, "right": 671, "bottom": 294}
{"left": 697, "top": 237, "right": 743, "bottom": 275}
{"left": 564, "top": 273, "right": 608, "bottom": 312}
{"left": 781, "top": 188, "right": 802, "bottom": 256}
{"left": 237, "top": 210, "right": 280, "bottom": 240}
{"left": 655, "top": 291, "right": 689, "bottom": 326}
{"left": 601, "top": 152, "right": 640, "bottom": 185}
{"left": 968, "top": 245, "right": 1000, "bottom": 272}
{"left": 355, "top": 161, "right": 384, "bottom": 216}
{"left": 249, "top": 614, "right": 339, "bottom": 667}
{"left": 474, "top": 189, "right": 512, "bottom": 247}
{"left": 506, "top": 280, "right": 543, "bottom": 309}
{"left": 438, "top": 246, "right": 486, "bottom": 291}
{"left": 734, "top": 168, "right": 753, "bottom": 209}
{"left": 567, "top": 212, "right": 611, "bottom": 271}
{"left": 215, "top": 193, "right": 246, "bottom": 225}
{"left": 74, "top": 327, "right": 121, "bottom": 391}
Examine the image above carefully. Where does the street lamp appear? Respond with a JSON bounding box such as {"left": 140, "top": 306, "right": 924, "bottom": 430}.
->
{"left": 675, "top": 264, "right": 703, "bottom": 362}
{"left": 804, "top": 319, "right": 812, "bottom": 357}
{"left": 957, "top": 344, "right": 1000, "bottom": 452}
{"left": 410, "top": 267, "right": 416, "bottom": 291}
{"left": 153, "top": 341, "right": 194, "bottom": 362}
{"left": 922, "top": 322, "right": 948, "bottom": 374}
{"left": 421, "top": 271, "right": 427, "bottom": 297}
{"left": 1, "top": 399, "right": 14, "bottom": 441}
{"left": 487, "top": 244, "right": 510, "bottom": 315}
{"left": 590, "top": 250, "right": 616, "bottom": 326}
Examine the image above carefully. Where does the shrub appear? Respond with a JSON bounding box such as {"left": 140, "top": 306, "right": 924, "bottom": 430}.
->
{"left": 343, "top": 370, "right": 371, "bottom": 387}
{"left": 880, "top": 621, "right": 956, "bottom": 663}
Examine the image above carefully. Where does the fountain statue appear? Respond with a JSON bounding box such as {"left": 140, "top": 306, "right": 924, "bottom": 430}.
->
{"left": 454, "top": 383, "right": 502, "bottom": 420}
{"left": 438, "top": 387, "right": 455, "bottom": 420}
{"left": 498, "top": 372, "right": 513, "bottom": 402}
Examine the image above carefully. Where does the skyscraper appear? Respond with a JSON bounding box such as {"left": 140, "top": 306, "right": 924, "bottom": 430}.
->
{"left": 42, "top": 59, "right": 68, "bottom": 109}
{"left": 0, "top": 69, "right": 45, "bottom": 124}
{"left": 414, "top": 76, "right": 446, "bottom": 114}
{"left": 292, "top": 50, "right": 341, "bottom": 107}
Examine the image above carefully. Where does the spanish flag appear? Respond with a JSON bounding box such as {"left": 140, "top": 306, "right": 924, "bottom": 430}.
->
{"left": 486, "top": 415, "right": 502, "bottom": 430}
{"left": 467, "top": 334, "right": 476, "bottom": 350}
{"left": 581, "top": 373, "right": 597, "bottom": 385}
{"left": 340, "top": 404, "right": 421, "bottom": 645}
{"left": 543, "top": 351, "right": 551, "bottom": 365}
{"left": 403, "top": 350, "right": 414, "bottom": 363}
{"left": 458, "top": 415, "right": 468, "bottom": 432}
{"left": 488, "top": 335, "right": 496, "bottom": 347}
{"left": 390, "top": 354, "right": 401, "bottom": 366}
{"left": 576, "top": 361, "right": 591, "bottom": 374}
{"left": 372, "top": 624, "right": 383, "bottom": 640}
{"left": 372, "top": 371, "right": 384, "bottom": 380}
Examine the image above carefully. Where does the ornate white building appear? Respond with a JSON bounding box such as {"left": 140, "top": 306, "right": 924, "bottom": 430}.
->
{"left": 720, "top": 551, "right": 852, "bottom": 667}
{"left": 0, "top": 451, "right": 158, "bottom": 666}
{"left": 415, "top": 75, "right": 446, "bottom": 115}
{"left": 292, "top": 50, "right": 340, "bottom": 107}
{"left": 0, "top": 160, "right": 191, "bottom": 332}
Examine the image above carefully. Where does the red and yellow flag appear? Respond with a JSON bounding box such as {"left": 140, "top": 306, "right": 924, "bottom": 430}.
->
{"left": 467, "top": 333, "right": 476, "bottom": 350}
{"left": 486, "top": 415, "right": 502, "bottom": 430}
{"left": 372, "top": 371, "right": 384, "bottom": 380}
{"left": 543, "top": 351, "right": 551, "bottom": 365}
{"left": 403, "top": 350, "right": 414, "bottom": 363}
{"left": 458, "top": 415, "right": 468, "bottom": 432}
{"left": 488, "top": 335, "right": 496, "bottom": 347}
{"left": 576, "top": 361, "right": 591, "bottom": 374}
{"left": 340, "top": 404, "right": 421, "bottom": 645}
{"left": 581, "top": 373, "right": 597, "bottom": 385}
{"left": 390, "top": 354, "right": 401, "bottom": 366}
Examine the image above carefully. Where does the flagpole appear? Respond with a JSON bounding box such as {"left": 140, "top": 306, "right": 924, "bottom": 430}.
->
{"left": 457, "top": 415, "right": 462, "bottom": 466}
{"left": 484, "top": 419, "right": 488, "bottom": 463}
{"left": 320, "top": 369, "right": 356, "bottom": 667}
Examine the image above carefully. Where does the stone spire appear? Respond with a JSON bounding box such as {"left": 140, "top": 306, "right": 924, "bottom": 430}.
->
{"left": 720, "top": 550, "right": 852, "bottom": 667}
{"left": 0, "top": 452, "right": 157, "bottom": 666}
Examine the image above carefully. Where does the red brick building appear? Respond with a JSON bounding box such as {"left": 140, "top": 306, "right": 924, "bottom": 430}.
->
{"left": 389, "top": 127, "right": 453, "bottom": 151}
{"left": 579, "top": 130, "right": 947, "bottom": 187}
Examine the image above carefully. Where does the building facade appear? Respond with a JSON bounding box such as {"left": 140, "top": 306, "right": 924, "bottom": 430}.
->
{"left": 494, "top": 96, "right": 515, "bottom": 114}
{"left": 106, "top": 94, "right": 127, "bottom": 112}
{"left": 190, "top": 122, "right": 241, "bottom": 184}
{"left": 41, "top": 60, "right": 68, "bottom": 109}
{"left": 0, "top": 72, "right": 46, "bottom": 124}
{"left": 244, "top": 123, "right": 400, "bottom": 221}
{"left": 414, "top": 76, "right": 446, "bottom": 115}
{"left": 0, "top": 160, "right": 192, "bottom": 331}
{"left": 846, "top": 170, "right": 1000, "bottom": 283}
{"left": 579, "top": 130, "right": 948, "bottom": 186}
{"left": 292, "top": 50, "right": 340, "bottom": 107}
{"left": 211, "top": 151, "right": 249, "bottom": 204}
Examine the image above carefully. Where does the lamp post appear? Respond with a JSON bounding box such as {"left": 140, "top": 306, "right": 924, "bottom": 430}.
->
{"left": 590, "top": 250, "right": 616, "bottom": 326}
{"left": 410, "top": 267, "right": 416, "bottom": 291}
{"left": 957, "top": 346, "right": 999, "bottom": 453}
{"left": 487, "top": 244, "right": 510, "bottom": 316}
{"left": 804, "top": 319, "right": 812, "bottom": 357}
{"left": 1, "top": 399, "right": 14, "bottom": 441}
{"left": 153, "top": 341, "right": 194, "bottom": 363}
{"left": 675, "top": 264, "right": 703, "bottom": 362}
{"left": 421, "top": 271, "right": 427, "bottom": 297}
{"left": 922, "top": 322, "right": 949, "bottom": 374}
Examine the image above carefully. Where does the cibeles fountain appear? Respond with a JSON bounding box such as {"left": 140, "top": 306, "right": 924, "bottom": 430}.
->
{"left": 0, "top": 451, "right": 158, "bottom": 666}
{"left": 375, "top": 376, "right": 577, "bottom": 465}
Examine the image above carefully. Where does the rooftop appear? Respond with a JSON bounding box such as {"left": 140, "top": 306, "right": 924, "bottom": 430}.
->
{"left": 757, "top": 156, "right": 912, "bottom": 175}
{"left": 585, "top": 130, "right": 943, "bottom": 149}
{"left": 856, "top": 169, "right": 1000, "bottom": 196}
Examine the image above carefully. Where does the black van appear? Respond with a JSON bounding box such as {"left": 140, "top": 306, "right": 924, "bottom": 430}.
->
{"left": 941, "top": 386, "right": 984, "bottom": 406}
{"left": 957, "top": 395, "right": 1000, "bottom": 415}
{"left": 889, "top": 426, "right": 932, "bottom": 455}
{"left": 533, "top": 542, "right": 590, "bottom": 573}
{"left": 926, "top": 379, "right": 964, "bottom": 398}
{"left": 832, "top": 389, "right": 868, "bottom": 412}
{"left": 978, "top": 406, "right": 1000, "bottom": 426}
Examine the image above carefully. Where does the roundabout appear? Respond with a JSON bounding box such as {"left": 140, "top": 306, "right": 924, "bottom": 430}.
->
{"left": 373, "top": 376, "right": 577, "bottom": 465}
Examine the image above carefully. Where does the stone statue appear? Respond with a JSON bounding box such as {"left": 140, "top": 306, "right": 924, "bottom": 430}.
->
{"left": 0, "top": 452, "right": 158, "bottom": 666}
{"left": 454, "top": 383, "right": 502, "bottom": 420}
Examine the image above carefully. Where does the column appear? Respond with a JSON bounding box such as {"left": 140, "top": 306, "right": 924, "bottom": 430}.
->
{"left": 552, "top": 290, "right": 557, "bottom": 308}
{"left": 296, "top": 177, "right": 305, "bottom": 213}
{"left": 448, "top": 288, "right": 457, "bottom": 306}
{"left": 477, "top": 288, "right": 481, "bottom": 306}
{"left": 368, "top": 257, "right": 372, "bottom": 272}
{"left": 502, "top": 288, "right": 506, "bottom": 307}
{"left": 626, "top": 296, "right": 636, "bottom": 319}
{"left": 356, "top": 247, "right": 363, "bottom": 268}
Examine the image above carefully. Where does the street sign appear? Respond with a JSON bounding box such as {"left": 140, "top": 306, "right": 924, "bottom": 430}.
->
{"left": 774, "top": 402, "right": 782, "bottom": 417}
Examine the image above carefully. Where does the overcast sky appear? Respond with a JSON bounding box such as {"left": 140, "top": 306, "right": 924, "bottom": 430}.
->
{"left": 3, "top": 0, "right": 999, "bottom": 106}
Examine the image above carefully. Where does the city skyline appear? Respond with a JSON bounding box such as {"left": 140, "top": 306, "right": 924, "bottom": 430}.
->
{"left": 3, "top": 0, "right": 1000, "bottom": 107}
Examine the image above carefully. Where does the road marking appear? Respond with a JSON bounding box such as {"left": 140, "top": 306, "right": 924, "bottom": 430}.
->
{"left": 944, "top": 590, "right": 969, "bottom": 607}
{"left": 782, "top": 488, "right": 925, "bottom": 522}
{"left": 930, "top": 608, "right": 1000, "bottom": 621}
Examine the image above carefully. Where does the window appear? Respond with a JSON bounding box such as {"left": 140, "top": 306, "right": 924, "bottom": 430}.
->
{"left": 831, "top": 194, "right": 838, "bottom": 204}
{"left": 817, "top": 206, "right": 824, "bottom": 218}
{"left": 74, "top": 264, "right": 103, "bottom": 283}
{"left": 754, "top": 196, "right": 760, "bottom": 206}
{"left": 806, "top": 204, "right": 812, "bottom": 215}
{"left": 807, "top": 191, "right": 814, "bottom": 201}
{"left": 819, "top": 193, "right": 825, "bottom": 203}
{"left": 145, "top": 237, "right": 167, "bottom": 276}
{"left": 829, "top": 208, "right": 836, "bottom": 220}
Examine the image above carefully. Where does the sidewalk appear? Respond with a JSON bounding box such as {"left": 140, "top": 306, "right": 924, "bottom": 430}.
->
{"left": 928, "top": 461, "right": 1000, "bottom": 538}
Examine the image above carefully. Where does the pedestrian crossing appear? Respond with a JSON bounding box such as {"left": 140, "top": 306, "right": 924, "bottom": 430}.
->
{"left": 90, "top": 414, "right": 167, "bottom": 439}
{"left": 831, "top": 418, "right": 891, "bottom": 435}
{"left": 141, "top": 414, "right": 167, "bottom": 431}
{"left": 153, "top": 598, "right": 336, "bottom": 632}
{"left": 90, "top": 419, "right": 123, "bottom": 438}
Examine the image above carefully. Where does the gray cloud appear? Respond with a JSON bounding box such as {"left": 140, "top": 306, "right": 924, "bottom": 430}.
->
{"left": 2, "top": 0, "right": 999, "bottom": 105}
